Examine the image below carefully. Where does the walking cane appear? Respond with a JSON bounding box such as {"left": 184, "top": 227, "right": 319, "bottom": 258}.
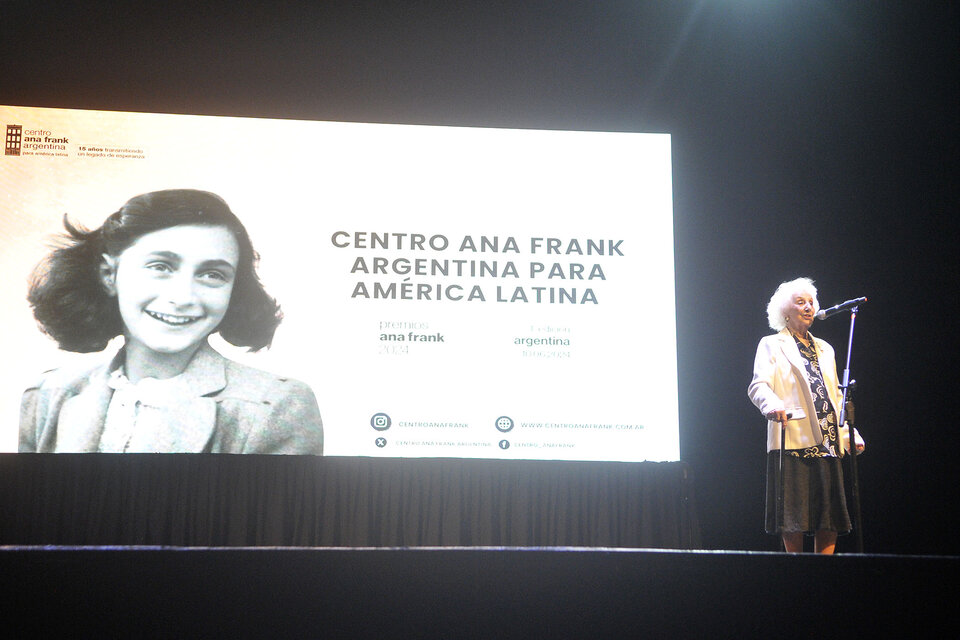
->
{"left": 777, "top": 416, "right": 786, "bottom": 541}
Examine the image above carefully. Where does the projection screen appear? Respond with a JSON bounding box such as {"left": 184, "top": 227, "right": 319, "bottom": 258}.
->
{"left": 1, "top": 105, "right": 678, "bottom": 461}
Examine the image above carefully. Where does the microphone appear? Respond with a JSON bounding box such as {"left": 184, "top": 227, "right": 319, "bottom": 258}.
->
{"left": 816, "top": 297, "right": 867, "bottom": 320}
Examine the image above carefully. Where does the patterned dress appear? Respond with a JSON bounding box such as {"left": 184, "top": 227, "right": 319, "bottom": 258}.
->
{"left": 786, "top": 334, "right": 840, "bottom": 459}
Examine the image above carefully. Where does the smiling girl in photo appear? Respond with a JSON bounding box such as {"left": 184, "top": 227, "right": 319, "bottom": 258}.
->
{"left": 20, "top": 189, "right": 324, "bottom": 454}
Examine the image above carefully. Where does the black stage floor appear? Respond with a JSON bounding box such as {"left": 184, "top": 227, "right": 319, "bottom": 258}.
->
{"left": 2, "top": 546, "right": 955, "bottom": 638}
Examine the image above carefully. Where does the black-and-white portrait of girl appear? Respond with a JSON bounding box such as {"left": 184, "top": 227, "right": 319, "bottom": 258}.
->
{"left": 19, "top": 189, "right": 324, "bottom": 454}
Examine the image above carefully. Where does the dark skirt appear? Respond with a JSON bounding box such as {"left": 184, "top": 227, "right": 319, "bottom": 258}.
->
{"left": 765, "top": 451, "right": 851, "bottom": 535}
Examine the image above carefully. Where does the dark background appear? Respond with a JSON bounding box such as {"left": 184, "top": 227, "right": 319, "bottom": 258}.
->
{"left": 2, "top": 1, "right": 957, "bottom": 555}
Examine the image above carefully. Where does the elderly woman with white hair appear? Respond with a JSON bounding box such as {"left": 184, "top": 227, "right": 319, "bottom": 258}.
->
{"left": 748, "top": 277, "right": 863, "bottom": 554}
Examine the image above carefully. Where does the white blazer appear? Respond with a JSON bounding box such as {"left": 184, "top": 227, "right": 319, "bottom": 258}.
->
{"left": 748, "top": 328, "right": 849, "bottom": 453}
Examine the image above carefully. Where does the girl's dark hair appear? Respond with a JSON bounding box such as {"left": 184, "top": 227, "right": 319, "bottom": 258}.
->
{"left": 28, "top": 189, "right": 282, "bottom": 353}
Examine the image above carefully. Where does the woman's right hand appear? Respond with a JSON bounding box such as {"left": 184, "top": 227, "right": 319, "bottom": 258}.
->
{"left": 766, "top": 409, "right": 789, "bottom": 423}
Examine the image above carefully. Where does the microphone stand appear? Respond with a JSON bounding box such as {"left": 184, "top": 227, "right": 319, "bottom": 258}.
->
{"left": 835, "top": 305, "right": 864, "bottom": 553}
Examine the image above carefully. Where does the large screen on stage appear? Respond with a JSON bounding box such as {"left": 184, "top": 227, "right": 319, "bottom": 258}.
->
{"left": 2, "top": 105, "right": 678, "bottom": 461}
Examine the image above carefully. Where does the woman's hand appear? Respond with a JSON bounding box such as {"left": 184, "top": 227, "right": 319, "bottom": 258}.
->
{"left": 841, "top": 425, "right": 866, "bottom": 455}
{"left": 766, "top": 409, "right": 789, "bottom": 423}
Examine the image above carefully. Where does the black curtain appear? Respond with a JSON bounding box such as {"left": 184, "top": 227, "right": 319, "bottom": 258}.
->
{"left": 0, "top": 455, "right": 699, "bottom": 548}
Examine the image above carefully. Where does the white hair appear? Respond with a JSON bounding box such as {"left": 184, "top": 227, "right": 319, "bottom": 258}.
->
{"left": 766, "top": 277, "right": 819, "bottom": 331}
